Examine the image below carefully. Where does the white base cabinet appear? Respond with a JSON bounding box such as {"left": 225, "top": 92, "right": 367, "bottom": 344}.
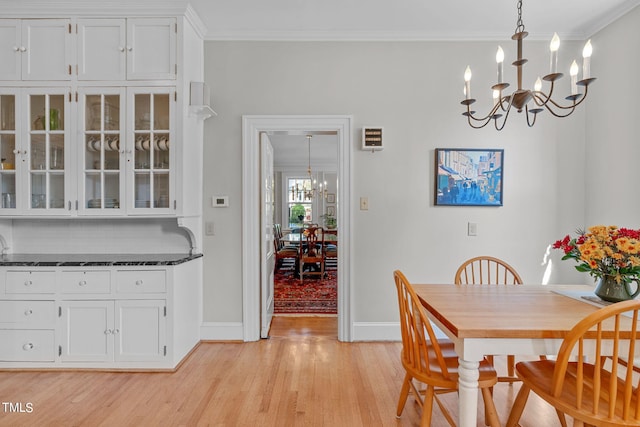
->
{"left": 0, "top": 257, "right": 201, "bottom": 370}
{"left": 60, "top": 299, "right": 166, "bottom": 363}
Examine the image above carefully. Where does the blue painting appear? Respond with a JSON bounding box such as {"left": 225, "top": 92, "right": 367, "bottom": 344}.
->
{"left": 435, "top": 148, "right": 503, "bottom": 206}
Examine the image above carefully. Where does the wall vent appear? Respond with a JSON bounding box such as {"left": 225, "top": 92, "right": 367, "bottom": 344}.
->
{"left": 362, "top": 127, "right": 383, "bottom": 151}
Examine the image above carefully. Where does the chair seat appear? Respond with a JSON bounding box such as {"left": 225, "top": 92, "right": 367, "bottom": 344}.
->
{"left": 515, "top": 359, "right": 638, "bottom": 425}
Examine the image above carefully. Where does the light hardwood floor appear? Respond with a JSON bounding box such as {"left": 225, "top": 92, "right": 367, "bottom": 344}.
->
{"left": 0, "top": 316, "right": 560, "bottom": 426}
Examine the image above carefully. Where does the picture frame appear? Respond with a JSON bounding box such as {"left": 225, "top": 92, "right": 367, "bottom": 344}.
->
{"left": 326, "top": 193, "right": 335, "bottom": 203}
{"left": 434, "top": 148, "right": 504, "bottom": 206}
{"left": 326, "top": 206, "right": 336, "bottom": 216}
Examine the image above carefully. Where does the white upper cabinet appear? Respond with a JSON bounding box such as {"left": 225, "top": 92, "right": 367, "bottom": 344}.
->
{"left": 77, "top": 18, "right": 176, "bottom": 81}
{"left": 76, "top": 19, "right": 127, "bottom": 81}
{"left": 0, "top": 19, "right": 72, "bottom": 81}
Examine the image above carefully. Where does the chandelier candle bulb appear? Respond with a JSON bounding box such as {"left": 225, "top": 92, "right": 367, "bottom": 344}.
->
{"left": 582, "top": 39, "right": 592, "bottom": 80}
{"left": 493, "top": 89, "right": 500, "bottom": 106}
{"left": 464, "top": 66, "right": 472, "bottom": 99}
{"left": 570, "top": 60, "right": 579, "bottom": 95}
{"left": 534, "top": 77, "right": 542, "bottom": 92}
{"left": 549, "top": 33, "right": 560, "bottom": 74}
{"left": 496, "top": 46, "right": 504, "bottom": 83}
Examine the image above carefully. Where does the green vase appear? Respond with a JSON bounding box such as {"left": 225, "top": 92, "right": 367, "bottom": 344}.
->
{"left": 594, "top": 275, "right": 640, "bottom": 303}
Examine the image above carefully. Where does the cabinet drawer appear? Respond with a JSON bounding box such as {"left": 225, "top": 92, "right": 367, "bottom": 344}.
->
{"left": 0, "top": 301, "right": 55, "bottom": 327}
{"left": 116, "top": 270, "right": 166, "bottom": 293}
{"left": 5, "top": 271, "right": 56, "bottom": 294}
{"left": 0, "top": 329, "right": 55, "bottom": 362}
{"left": 60, "top": 271, "right": 111, "bottom": 294}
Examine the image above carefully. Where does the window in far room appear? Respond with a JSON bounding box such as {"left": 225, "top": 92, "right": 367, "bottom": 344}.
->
{"left": 287, "top": 177, "right": 313, "bottom": 229}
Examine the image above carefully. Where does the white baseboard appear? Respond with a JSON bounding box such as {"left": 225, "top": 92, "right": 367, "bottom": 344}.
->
{"left": 200, "top": 322, "right": 244, "bottom": 340}
{"left": 352, "top": 321, "right": 401, "bottom": 341}
{"left": 351, "top": 321, "right": 448, "bottom": 342}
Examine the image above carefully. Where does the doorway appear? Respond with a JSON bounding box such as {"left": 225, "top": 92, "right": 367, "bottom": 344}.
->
{"left": 241, "top": 115, "right": 353, "bottom": 342}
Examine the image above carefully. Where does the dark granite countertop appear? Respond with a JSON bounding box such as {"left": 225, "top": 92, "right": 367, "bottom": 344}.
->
{"left": 0, "top": 253, "right": 203, "bottom": 267}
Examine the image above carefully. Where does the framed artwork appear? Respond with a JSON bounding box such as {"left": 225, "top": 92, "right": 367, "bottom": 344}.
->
{"left": 327, "top": 193, "right": 335, "bottom": 203}
{"left": 327, "top": 206, "right": 336, "bottom": 216}
{"left": 434, "top": 148, "right": 504, "bottom": 206}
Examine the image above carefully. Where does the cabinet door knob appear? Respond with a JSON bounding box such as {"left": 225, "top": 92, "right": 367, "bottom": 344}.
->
{"left": 135, "top": 280, "right": 143, "bottom": 286}
{"left": 22, "top": 343, "right": 34, "bottom": 351}
{"left": 79, "top": 280, "right": 87, "bottom": 286}
{"left": 105, "top": 329, "right": 112, "bottom": 335}
{"left": 13, "top": 46, "right": 19, "bottom": 52}
{"left": 19, "top": 46, "right": 26, "bottom": 52}
{"left": 12, "top": 149, "right": 19, "bottom": 154}
{"left": 113, "top": 329, "right": 120, "bottom": 334}
{"left": 24, "top": 309, "right": 33, "bottom": 316}
{"left": 119, "top": 46, "right": 125, "bottom": 52}
{"left": 24, "top": 280, "right": 33, "bottom": 286}
{"left": 126, "top": 46, "right": 132, "bottom": 52}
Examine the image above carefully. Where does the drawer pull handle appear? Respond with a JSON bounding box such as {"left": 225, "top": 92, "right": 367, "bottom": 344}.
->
{"left": 24, "top": 309, "right": 33, "bottom": 316}
{"left": 22, "top": 343, "right": 34, "bottom": 351}
{"left": 79, "top": 280, "right": 87, "bottom": 286}
{"left": 135, "top": 280, "right": 143, "bottom": 286}
{"left": 24, "top": 280, "right": 33, "bottom": 286}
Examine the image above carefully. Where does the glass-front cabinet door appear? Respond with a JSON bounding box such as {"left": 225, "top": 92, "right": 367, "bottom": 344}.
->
{"left": 127, "top": 88, "right": 174, "bottom": 214}
{"left": 24, "top": 88, "right": 70, "bottom": 214}
{"left": 0, "top": 91, "right": 18, "bottom": 212}
{"left": 78, "top": 88, "right": 125, "bottom": 215}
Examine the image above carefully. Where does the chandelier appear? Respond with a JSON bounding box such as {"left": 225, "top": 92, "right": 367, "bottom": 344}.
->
{"left": 461, "top": 0, "right": 596, "bottom": 130}
{"left": 290, "top": 135, "right": 325, "bottom": 200}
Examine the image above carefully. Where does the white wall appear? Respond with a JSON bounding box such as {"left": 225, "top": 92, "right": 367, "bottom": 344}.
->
{"left": 201, "top": 7, "right": 638, "bottom": 326}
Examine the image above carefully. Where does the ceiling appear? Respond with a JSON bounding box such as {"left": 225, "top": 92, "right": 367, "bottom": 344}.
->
{"left": 192, "top": 0, "right": 640, "bottom": 41}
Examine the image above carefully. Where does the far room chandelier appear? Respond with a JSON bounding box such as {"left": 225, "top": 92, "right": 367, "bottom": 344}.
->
{"left": 461, "top": 0, "right": 596, "bottom": 130}
{"left": 290, "top": 135, "right": 325, "bottom": 200}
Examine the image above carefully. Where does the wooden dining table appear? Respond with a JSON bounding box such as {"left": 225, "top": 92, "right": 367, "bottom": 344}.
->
{"left": 412, "top": 283, "right": 617, "bottom": 427}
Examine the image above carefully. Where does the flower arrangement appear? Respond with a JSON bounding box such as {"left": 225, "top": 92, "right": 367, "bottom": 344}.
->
{"left": 552, "top": 225, "right": 640, "bottom": 284}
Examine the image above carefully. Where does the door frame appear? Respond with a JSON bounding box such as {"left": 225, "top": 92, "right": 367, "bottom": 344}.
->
{"left": 242, "top": 115, "right": 353, "bottom": 342}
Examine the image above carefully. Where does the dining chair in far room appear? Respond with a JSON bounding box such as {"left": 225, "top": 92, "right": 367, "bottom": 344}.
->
{"left": 454, "top": 255, "right": 525, "bottom": 383}
{"left": 299, "top": 226, "right": 324, "bottom": 282}
{"left": 506, "top": 299, "right": 640, "bottom": 427}
{"left": 273, "top": 224, "right": 298, "bottom": 272}
{"left": 393, "top": 270, "right": 501, "bottom": 427}
{"left": 322, "top": 228, "right": 337, "bottom": 273}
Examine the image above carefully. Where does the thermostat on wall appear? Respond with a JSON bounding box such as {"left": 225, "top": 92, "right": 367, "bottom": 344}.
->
{"left": 212, "top": 196, "right": 229, "bottom": 207}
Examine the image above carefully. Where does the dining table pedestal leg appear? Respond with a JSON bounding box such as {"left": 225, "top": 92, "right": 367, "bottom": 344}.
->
{"left": 457, "top": 358, "right": 480, "bottom": 427}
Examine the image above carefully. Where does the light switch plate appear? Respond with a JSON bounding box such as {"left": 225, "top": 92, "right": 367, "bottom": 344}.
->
{"left": 468, "top": 222, "right": 478, "bottom": 236}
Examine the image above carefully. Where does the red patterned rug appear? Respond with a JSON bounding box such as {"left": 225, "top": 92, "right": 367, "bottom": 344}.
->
{"left": 274, "top": 267, "right": 337, "bottom": 314}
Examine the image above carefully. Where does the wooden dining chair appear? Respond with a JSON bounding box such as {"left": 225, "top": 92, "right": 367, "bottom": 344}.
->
{"left": 454, "top": 255, "right": 525, "bottom": 383}
{"left": 299, "top": 226, "right": 324, "bottom": 282}
{"left": 393, "top": 270, "right": 501, "bottom": 427}
{"left": 506, "top": 299, "right": 640, "bottom": 427}
{"left": 454, "top": 255, "right": 523, "bottom": 285}
{"left": 322, "top": 228, "right": 337, "bottom": 274}
{"left": 273, "top": 224, "right": 298, "bottom": 272}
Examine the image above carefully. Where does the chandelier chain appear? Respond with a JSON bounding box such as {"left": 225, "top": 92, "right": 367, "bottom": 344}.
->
{"left": 514, "top": 0, "right": 525, "bottom": 34}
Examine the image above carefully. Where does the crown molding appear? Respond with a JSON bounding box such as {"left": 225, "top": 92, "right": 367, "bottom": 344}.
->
{"left": 1, "top": 0, "right": 194, "bottom": 18}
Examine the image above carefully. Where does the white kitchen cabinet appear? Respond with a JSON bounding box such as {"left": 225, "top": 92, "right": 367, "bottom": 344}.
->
{"left": 76, "top": 86, "right": 175, "bottom": 215}
{"left": 60, "top": 299, "right": 166, "bottom": 363}
{"left": 77, "top": 18, "right": 176, "bottom": 81}
{"left": 0, "top": 88, "right": 72, "bottom": 215}
{"left": 0, "top": 19, "right": 72, "bottom": 81}
{"left": 0, "top": 257, "right": 201, "bottom": 369}
{"left": 126, "top": 87, "right": 175, "bottom": 214}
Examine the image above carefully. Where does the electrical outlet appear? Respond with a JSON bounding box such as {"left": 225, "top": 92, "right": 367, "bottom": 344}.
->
{"left": 360, "top": 197, "right": 369, "bottom": 210}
